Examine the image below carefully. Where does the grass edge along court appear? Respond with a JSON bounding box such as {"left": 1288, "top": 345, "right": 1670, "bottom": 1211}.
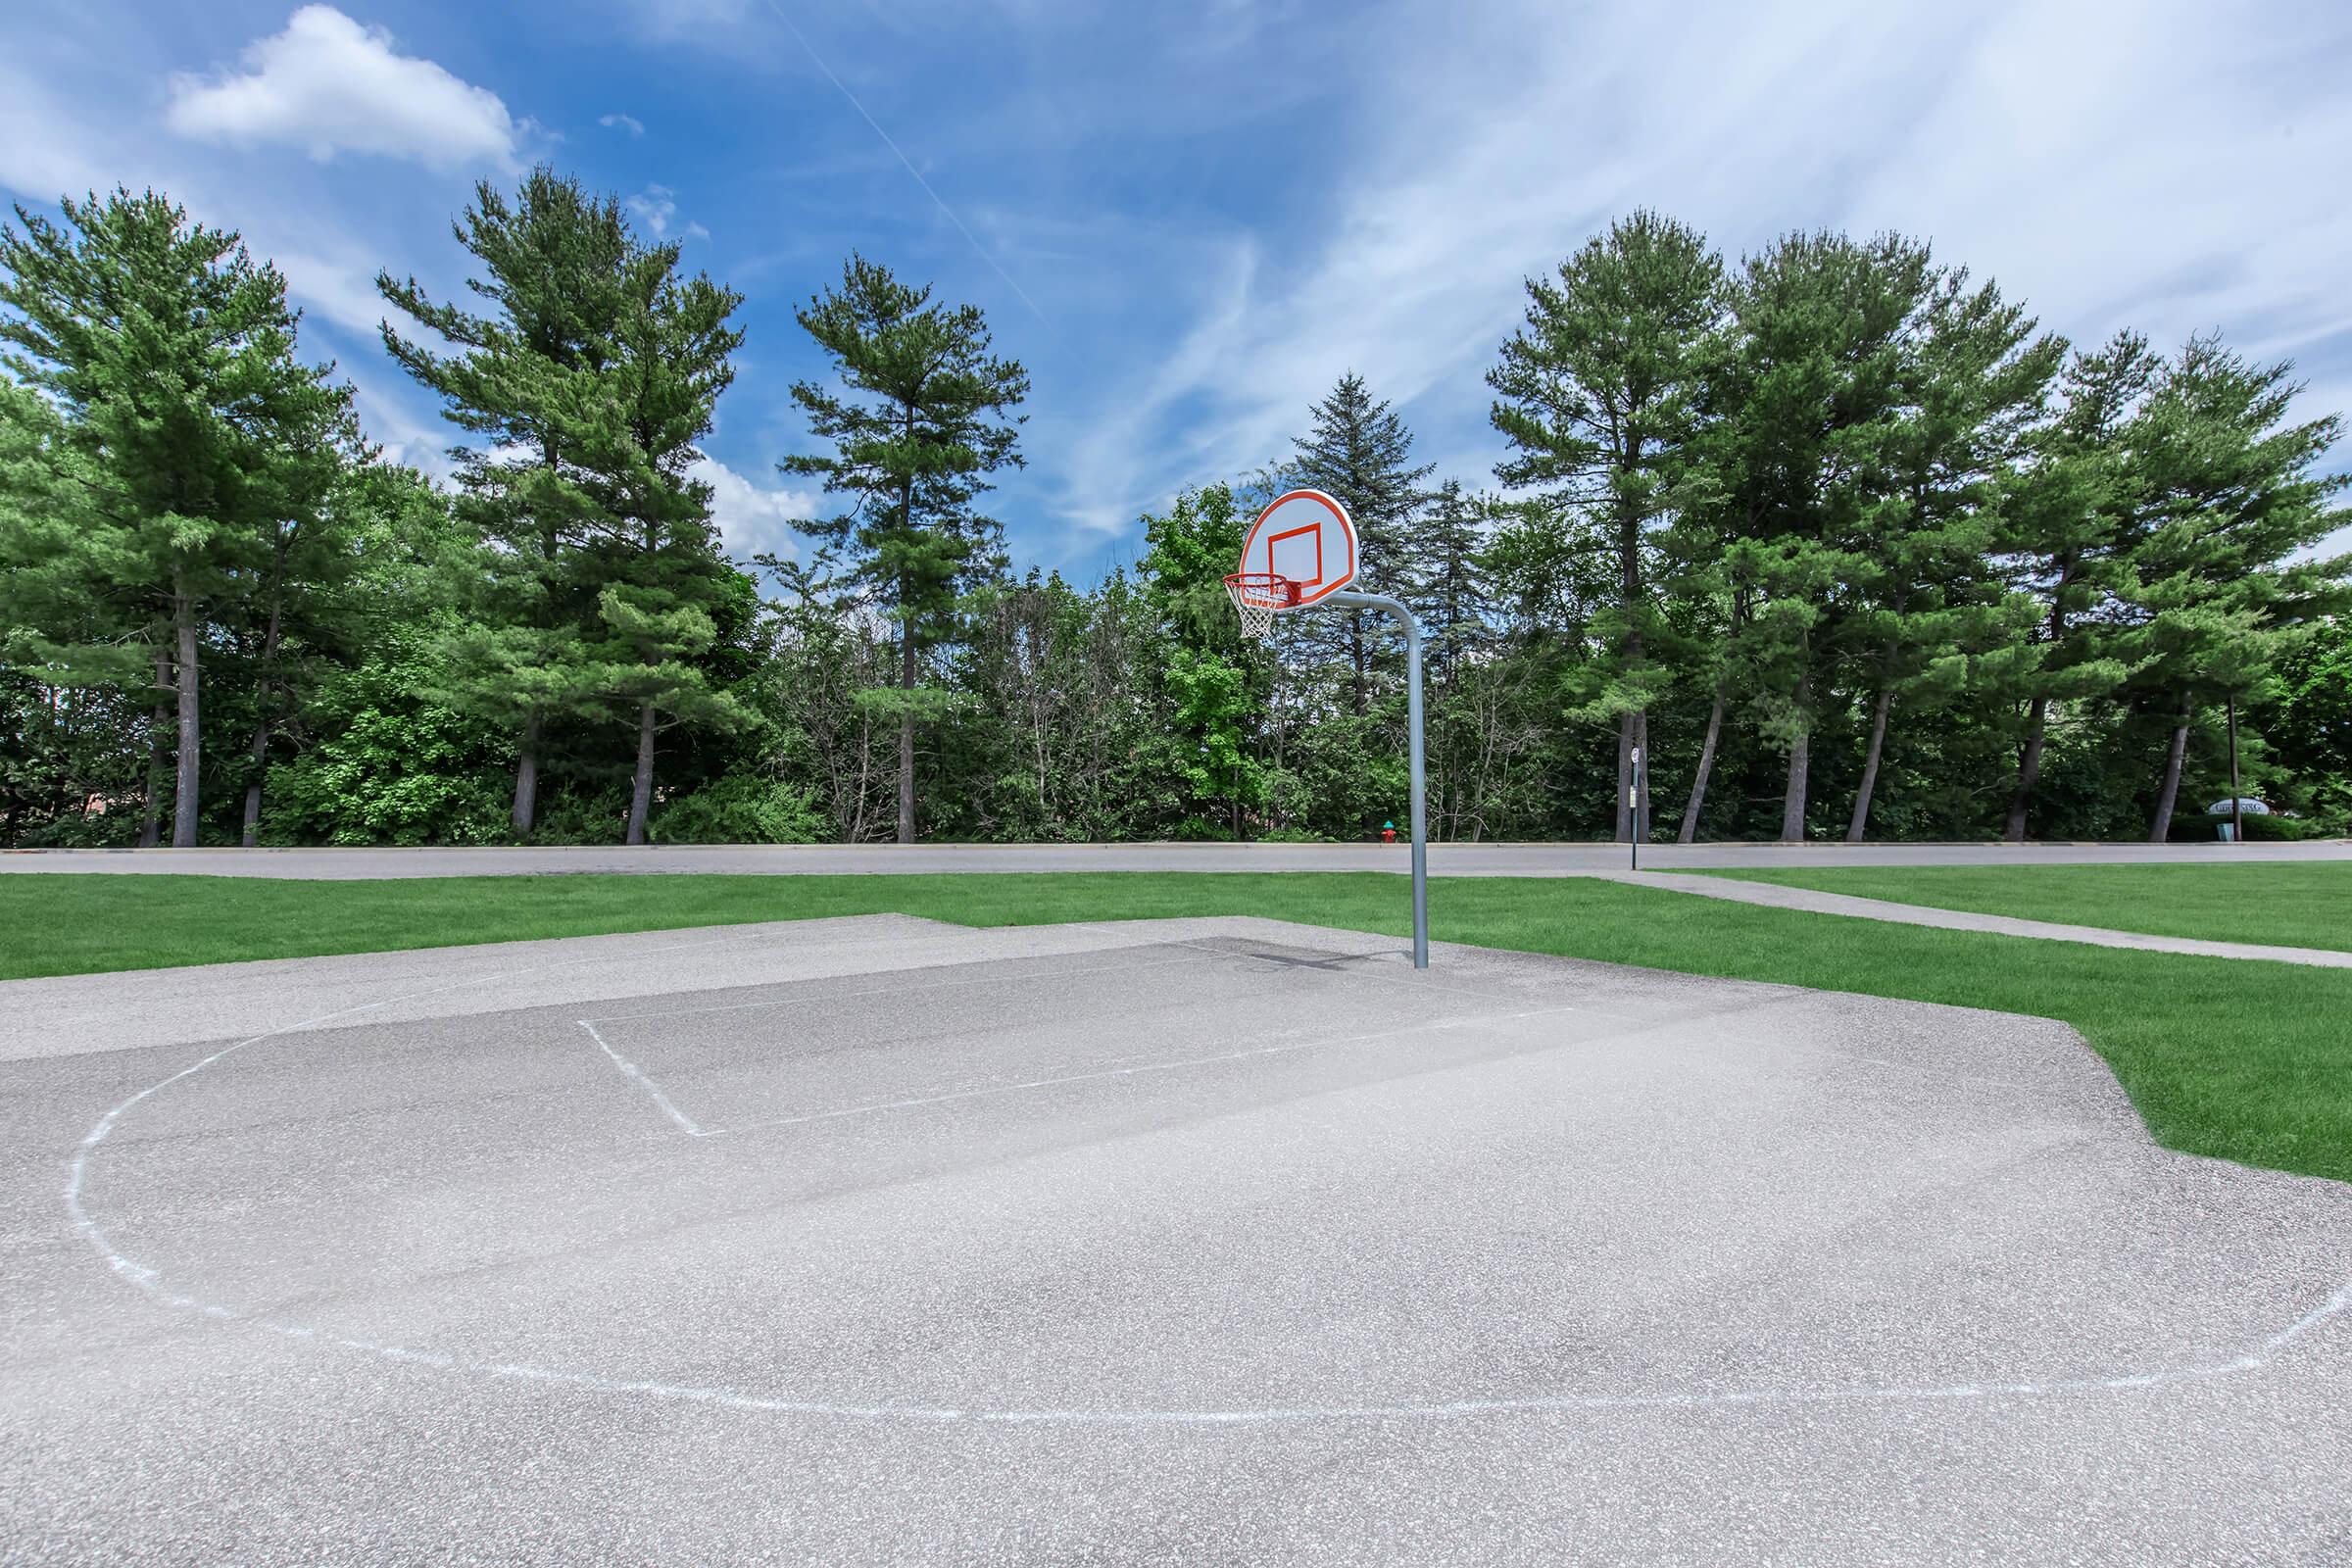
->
{"left": 6, "top": 869, "right": 2347, "bottom": 1188}
{"left": 1695, "top": 861, "right": 2352, "bottom": 953}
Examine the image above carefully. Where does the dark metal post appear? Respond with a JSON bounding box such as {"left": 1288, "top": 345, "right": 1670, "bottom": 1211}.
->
{"left": 1630, "top": 746, "right": 1642, "bottom": 872}
{"left": 2228, "top": 694, "right": 2243, "bottom": 845}
{"left": 1327, "top": 591, "right": 1427, "bottom": 967}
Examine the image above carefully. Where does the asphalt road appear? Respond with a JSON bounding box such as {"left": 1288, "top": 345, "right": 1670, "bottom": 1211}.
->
{"left": 5, "top": 915, "right": 2348, "bottom": 1563}
{"left": 5, "top": 838, "right": 2346, "bottom": 877}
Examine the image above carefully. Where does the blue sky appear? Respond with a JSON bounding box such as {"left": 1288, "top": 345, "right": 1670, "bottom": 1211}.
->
{"left": 5, "top": 0, "right": 2349, "bottom": 577}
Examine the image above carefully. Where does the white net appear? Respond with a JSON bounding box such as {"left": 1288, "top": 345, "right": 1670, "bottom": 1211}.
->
{"left": 1225, "top": 573, "right": 1295, "bottom": 641}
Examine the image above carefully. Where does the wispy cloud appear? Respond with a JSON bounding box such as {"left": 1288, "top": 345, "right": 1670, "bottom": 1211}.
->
{"left": 599, "top": 112, "right": 646, "bottom": 137}
{"left": 1039, "top": 0, "right": 2352, "bottom": 559}
{"left": 754, "top": 0, "right": 1045, "bottom": 320}
{"left": 166, "top": 5, "right": 524, "bottom": 172}
{"left": 626, "top": 184, "right": 708, "bottom": 241}
{"left": 272, "top": 247, "right": 389, "bottom": 338}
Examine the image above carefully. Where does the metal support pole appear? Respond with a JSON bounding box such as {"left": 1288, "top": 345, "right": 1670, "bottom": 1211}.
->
{"left": 1630, "top": 746, "right": 1642, "bottom": 872}
{"left": 1327, "top": 591, "right": 1428, "bottom": 967}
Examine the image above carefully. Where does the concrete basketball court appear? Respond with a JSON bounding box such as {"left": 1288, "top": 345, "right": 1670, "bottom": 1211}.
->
{"left": 4, "top": 914, "right": 2349, "bottom": 1564}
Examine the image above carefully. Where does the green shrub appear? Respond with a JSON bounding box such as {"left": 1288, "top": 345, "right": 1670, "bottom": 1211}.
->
{"left": 648, "top": 771, "right": 829, "bottom": 844}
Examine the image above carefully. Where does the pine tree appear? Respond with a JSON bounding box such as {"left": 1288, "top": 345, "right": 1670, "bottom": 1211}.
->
{"left": 2125, "top": 334, "right": 2348, "bottom": 840}
{"left": 1706, "top": 230, "right": 1931, "bottom": 842}
{"left": 783, "top": 254, "right": 1027, "bottom": 844}
{"left": 1489, "top": 212, "right": 1723, "bottom": 839}
{"left": 570, "top": 240, "right": 751, "bottom": 844}
{"left": 1290, "top": 371, "right": 1434, "bottom": 713}
{"left": 1406, "top": 478, "right": 1490, "bottom": 686}
{"left": 379, "top": 168, "right": 633, "bottom": 834}
{"left": 229, "top": 403, "right": 374, "bottom": 844}
{"left": 0, "top": 189, "right": 356, "bottom": 847}
{"left": 1840, "top": 268, "right": 2063, "bottom": 839}
{"left": 1998, "top": 331, "right": 2159, "bottom": 842}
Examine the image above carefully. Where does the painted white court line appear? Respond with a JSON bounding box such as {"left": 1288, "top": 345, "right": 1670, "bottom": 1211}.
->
{"left": 577, "top": 1020, "right": 709, "bottom": 1138}
{"left": 63, "top": 935, "right": 741, "bottom": 1298}
{"left": 58, "top": 926, "right": 2352, "bottom": 1427}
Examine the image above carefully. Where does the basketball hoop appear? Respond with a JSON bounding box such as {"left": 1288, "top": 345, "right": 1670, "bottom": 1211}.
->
{"left": 1224, "top": 571, "right": 1299, "bottom": 640}
{"left": 1222, "top": 488, "right": 1430, "bottom": 969}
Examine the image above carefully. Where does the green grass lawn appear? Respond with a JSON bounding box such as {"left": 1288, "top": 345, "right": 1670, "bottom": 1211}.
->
{"left": 1697, "top": 862, "right": 2352, "bottom": 952}
{"left": 5, "top": 870, "right": 2348, "bottom": 1186}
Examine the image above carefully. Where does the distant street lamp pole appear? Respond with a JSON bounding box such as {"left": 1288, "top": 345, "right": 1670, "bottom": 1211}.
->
{"left": 1630, "top": 746, "right": 1643, "bottom": 872}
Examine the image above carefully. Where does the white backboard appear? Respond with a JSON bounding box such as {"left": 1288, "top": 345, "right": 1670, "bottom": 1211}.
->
{"left": 1236, "top": 489, "right": 1357, "bottom": 608}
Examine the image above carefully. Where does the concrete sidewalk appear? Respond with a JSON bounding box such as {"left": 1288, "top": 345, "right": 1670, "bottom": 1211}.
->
{"left": 6, "top": 838, "right": 2346, "bottom": 878}
{"left": 1604, "top": 870, "right": 2352, "bottom": 968}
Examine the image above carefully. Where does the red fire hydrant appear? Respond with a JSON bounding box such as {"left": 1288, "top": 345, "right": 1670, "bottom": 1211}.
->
{"left": 1380, "top": 820, "right": 1397, "bottom": 845}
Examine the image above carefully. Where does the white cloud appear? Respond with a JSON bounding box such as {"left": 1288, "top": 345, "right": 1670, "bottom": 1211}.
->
{"left": 628, "top": 184, "right": 676, "bottom": 235}
{"left": 600, "top": 112, "right": 646, "bottom": 136}
{"left": 695, "top": 456, "right": 815, "bottom": 562}
{"left": 627, "top": 183, "right": 709, "bottom": 241}
{"left": 165, "top": 6, "right": 522, "bottom": 171}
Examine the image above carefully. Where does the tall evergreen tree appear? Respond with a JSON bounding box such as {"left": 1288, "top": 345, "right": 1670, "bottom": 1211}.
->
{"left": 229, "top": 416, "right": 376, "bottom": 845}
{"left": 0, "top": 188, "right": 356, "bottom": 847}
{"left": 572, "top": 240, "right": 751, "bottom": 844}
{"left": 1998, "top": 331, "right": 2159, "bottom": 842}
{"left": 2125, "top": 334, "right": 2348, "bottom": 840}
{"left": 1406, "top": 478, "right": 1490, "bottom": 686}
{"left": 1489, "top": 212, "right": 1723, "bottom": 839}
{"left": 1706, "top": 230, "right": 1931, "bottom": 841}
{"left": 379, "top": 168, "right": 633, "bottom": 833}
{"left": 783, "top": 254, "right": 1028, "bottom": 843}
{"left": 1840, "top": 268, "right": 2063, "bottom": 839}
{"left": 1290, "top": 371, "right": 1433, "bottom": 713}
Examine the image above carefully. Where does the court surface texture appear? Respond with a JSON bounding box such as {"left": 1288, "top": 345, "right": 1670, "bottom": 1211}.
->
{"left": 5, "top": 914, "right": 2349, "bottom": 1564}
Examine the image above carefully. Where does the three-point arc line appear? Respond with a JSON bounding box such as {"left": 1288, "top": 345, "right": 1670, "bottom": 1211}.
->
{"left": 58, "top": 934, "right": 2352, "bottom": 1425}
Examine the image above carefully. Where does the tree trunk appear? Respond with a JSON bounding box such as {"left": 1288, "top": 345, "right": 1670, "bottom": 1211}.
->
{"left": 1678, "top": 687, "right": 1725, "bottom": 844}
{"left": 241, "top": 581, "right": 287, "bottom": 849}
{"left": 625, "top": 701, "right": 657, "bottom": 846}
{"left": 512, "top": 712, "right": 542, "bottom": 834}
{"left": 898, "top": 612, "right": 917, "bottom": 845}
{"left": 1846, "top": 687, "right": 1893, "bottom": 843}
{"left": 172, "top": 587, "right": 200, "bottom": 849}
{"left": 241, "top": 717, "right": 269, "bottom": 848}
{"left": 1780, "top": 729, "right": 1809, "bottom": 843}
{"left": 2004, "top": 697, "right": 2048, "bottom": 843}
{"left": 2149, "top": 693, "right": 2192, "bottom": 844}
{"left": 1613, "top": 710, "right": 1636, "bottom": 842}
{"left": 139, "top": 644, "right": 170, "bottom": 848}
{"left": 2007, "top": 583, "right": 2069, "bottom": 844}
